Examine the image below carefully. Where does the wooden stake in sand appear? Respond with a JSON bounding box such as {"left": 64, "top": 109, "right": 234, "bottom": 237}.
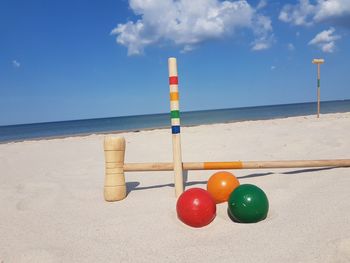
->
{"left": 168, "top": 57, "right": 184, "bottom": 197}
{"left": 312, "top": 58, "right": 325, "bottom": 118}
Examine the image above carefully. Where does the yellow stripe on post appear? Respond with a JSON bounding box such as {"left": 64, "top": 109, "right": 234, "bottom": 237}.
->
{"left": 170, "top": 92, "right": 179, "bottom": 101}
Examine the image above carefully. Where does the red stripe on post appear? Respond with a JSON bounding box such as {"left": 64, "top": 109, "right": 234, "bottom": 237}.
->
{"left": 169, "top": 76, "right": 178, "bottom": 85}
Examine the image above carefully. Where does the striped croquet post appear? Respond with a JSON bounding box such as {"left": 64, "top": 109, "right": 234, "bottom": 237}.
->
{"left": 312, "top": 58, "right": 325, "bottom": 118}
{"left": 168, "top": 57, "right": 184, "bottom": 197}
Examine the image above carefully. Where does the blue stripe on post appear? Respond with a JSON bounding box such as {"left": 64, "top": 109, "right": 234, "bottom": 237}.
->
{"left": 171, "top": 125, "right": 180, "bottom": 134}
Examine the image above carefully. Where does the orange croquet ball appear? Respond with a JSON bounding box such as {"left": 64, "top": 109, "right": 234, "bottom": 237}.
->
{"left": 207, "top": 171, "right": 240, "bottom": 203}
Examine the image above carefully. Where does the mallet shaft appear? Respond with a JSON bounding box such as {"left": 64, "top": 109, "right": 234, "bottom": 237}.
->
{"left": 123, "top": 159, "right": 350, "bottom": 171}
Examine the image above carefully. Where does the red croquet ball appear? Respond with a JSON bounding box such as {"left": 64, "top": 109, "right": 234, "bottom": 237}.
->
{"left": 176, "top": 188, "right": 216, "bottom": 228}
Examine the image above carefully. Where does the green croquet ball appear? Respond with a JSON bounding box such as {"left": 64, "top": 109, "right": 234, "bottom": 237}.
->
{"left": 228, "top": 184, "right": 269, "bottom": 223}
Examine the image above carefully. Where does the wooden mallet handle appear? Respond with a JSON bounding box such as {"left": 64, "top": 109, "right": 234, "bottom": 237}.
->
{"left": 104, "top": 136, "right": 126, "bottom": 201}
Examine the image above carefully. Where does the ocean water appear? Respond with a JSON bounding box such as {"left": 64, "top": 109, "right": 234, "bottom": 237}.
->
{"left": 1, "top": 100, "right": 349, "bottom": 143}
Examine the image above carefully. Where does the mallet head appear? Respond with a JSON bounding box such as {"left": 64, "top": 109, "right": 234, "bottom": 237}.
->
{"left": 104, "top": 136, "right": 127, "bottom": 201}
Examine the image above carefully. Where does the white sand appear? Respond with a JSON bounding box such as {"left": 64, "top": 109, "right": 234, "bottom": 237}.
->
{"left": 1, "top": 112, "right": 350, "bottom": 263}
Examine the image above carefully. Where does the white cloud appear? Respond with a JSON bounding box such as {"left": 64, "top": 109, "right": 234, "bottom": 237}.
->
{"left": 251, "top": 14, "right": 274, "bottom": 51}
{"left": 308, "top": 27, "right": 341, "bottom": 52}
{"left": 256, "top": 0, "right": 267, "bottom": 10}
{"left": 180, "top": 45, "right": 196, "bottom": 53}
{"left": 12, "top": 60, "right": 20, "bottom": 68}
{"left": 321, "top": 41, "right": 336, "bottom": 52}
{"left": 251, "top": 42, "right": 270, "bottom": 51}
{"left": 112, "top": 0, "right": 273, "bottom": 55}
{"left": 279, "top": 0, "right": 316, "bottom": 26}
{"left": 314, "top": 0, "right": 350, "bottom": 22}
{"left": 287, "top": 43, "right": 295, "bottom": 50}
{"left": 279, "top": 0, "right": 350, "bottom": 27}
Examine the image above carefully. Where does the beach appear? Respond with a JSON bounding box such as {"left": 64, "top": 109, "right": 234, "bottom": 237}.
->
{"left": 1, "top": 112, "right": 350, "bottom": 262}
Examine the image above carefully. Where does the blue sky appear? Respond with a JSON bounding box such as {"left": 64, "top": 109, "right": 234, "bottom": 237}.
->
{"left": 1, "top": 0, "right": 350, "bottom": 125}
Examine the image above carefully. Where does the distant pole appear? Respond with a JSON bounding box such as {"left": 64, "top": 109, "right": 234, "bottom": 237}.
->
{"left": 312, "top": 58, "right": 325, "bottom": 118}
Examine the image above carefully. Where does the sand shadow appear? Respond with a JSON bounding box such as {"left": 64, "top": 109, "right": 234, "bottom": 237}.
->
{"left": 125, "top": 167, "right": 338, "bottom": 195}
{"left": 282, "top": 166, "right": 336, "bottom": 174}
{"left": 126, "top": 182, "right": 140, "bottom": 195}
{"left": 237, "top": 166, "right": 337, "bottom": 180}
{"left": 125, "top": 170, "right": 207, "bottom": 195}
{"left": 186, "top": 180, "right": 207, "bottom": 187}
{"left": 182, "top": 170, "right": 207, "bottom": 186}
{"left": 126, "top": 180, "right": 208, "bottom": 194}
{"left": 237, "top": 172, "right": 274, "bottom": 179}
